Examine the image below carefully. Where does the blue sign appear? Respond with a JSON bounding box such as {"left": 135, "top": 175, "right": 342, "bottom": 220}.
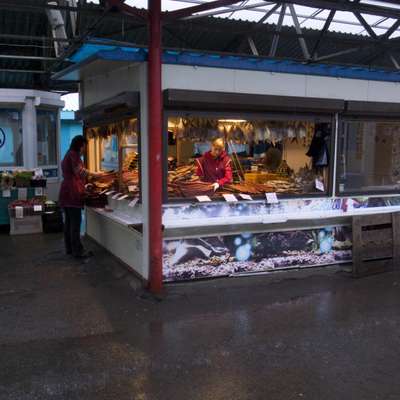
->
{"left": 0, "top": 128, "right": 5, "bottom": 149}
{"left": 0, "top": 126, "right": 14, "bottom": 164}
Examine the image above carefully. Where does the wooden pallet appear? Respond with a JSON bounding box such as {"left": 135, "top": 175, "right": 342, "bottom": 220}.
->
{"left": 352, "top": 212, "right": 400, "bottom": 278}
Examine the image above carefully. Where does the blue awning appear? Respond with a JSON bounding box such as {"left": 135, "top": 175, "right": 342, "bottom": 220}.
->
{"left": 53, "top": 41, "right": 400, "bottom": 83}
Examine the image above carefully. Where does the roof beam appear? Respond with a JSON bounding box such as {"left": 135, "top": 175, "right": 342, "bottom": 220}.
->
{"left": 105, "top": 0, "right": 148, "bottom": 20}
{"left": 310, "top": 9, "right": 335, "bottom": 60}
{"left": 225, "top": 4, "right": 280, "bottom": 53}
{"left": 163, "top": 0, "right": 244, "bottom": 21}
{"left": 0, "top": 1, "right": 144, "bottom": 22}
{"left": 390, "top": 54, "right": 400, "bottom": 70}
{"left": 257, "top": 4, "right": 282, "bottom": 24}
{"left": 353, "top": 11, "right": 378, "bottom": 39}
{"left": 50, "top": 4, "right": 113, "bottom": 73}
{"left": 0, "top": 68, "right": 47, "bottom": 74}
{"left": 0, "top": 54, "right": 58, "bottom": 61}
{"left": 382, "top": 19, "right": 400, "bottom": 40}
{"left": 287, "top": 3, "right": 310, "bottom": 59}
{"left": 269, "top": 4, "right": 286, "bottom": 57}
{"left": 171, "top": 0, "right": 400, "bottom": 33}
{"left": 314, "top": 47, "right": 360, "bottom": 62}
{"left": 247, "top": 36, "right": 259, "bottom": 56}
{"left": 280, "top": 0, "right": 400, "bottom": 20}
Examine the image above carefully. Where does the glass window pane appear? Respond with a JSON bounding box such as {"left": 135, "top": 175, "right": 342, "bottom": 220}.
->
{"left": 86, "top": 118, "right": 140, "bottom": 195}
{"left": 167, "top": 115, "right": 331, "bottom": 199}
{"left": 338, "top": 121, "right": 400, "bottom": 193}
{"left": 0, "top": 109, "right": 23, "bottom": 167}
{"left": 100, "top": 134, "right": 119, "bottom": 170}
{"left": 37, "top": 109, "right": 58, "bottom": 166}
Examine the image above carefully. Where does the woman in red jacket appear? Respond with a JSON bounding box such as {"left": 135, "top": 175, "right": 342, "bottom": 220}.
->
{"left": 196, "top": 138, "right": 233, "bottom": 191}
{"left": 59, "top": 135, "right": 94, "bottom": 259}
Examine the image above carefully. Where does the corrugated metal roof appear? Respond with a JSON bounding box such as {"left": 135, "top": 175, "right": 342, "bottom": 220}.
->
{"left": 76, "top": 10, "right": 400, "bottom": 71}
{"left": 2, "top": 1, "right": 400, "bottom": 90}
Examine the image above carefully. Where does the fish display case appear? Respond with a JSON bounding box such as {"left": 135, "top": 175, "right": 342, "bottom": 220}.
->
{"left": 81, "top": 92, "right": 145, "bottom": 278}
{"left": 165, "top": 113, "right": 332, "bottom": 200}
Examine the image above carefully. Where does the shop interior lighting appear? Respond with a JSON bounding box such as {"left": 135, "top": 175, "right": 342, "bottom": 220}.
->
{"left": 218, "top": 119, "right": 247, "bottom": 123}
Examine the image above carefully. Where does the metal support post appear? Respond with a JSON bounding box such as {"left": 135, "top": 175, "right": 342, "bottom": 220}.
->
{"left": 148, "top": 0, "right": 163, "bottom": 293}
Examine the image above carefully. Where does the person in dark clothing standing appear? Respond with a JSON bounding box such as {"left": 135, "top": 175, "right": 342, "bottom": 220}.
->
{"left": 59, "top": 135, "right": 96, "bottom": 258}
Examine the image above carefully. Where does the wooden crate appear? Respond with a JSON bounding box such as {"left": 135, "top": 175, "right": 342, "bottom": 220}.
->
{"left": 352, "top": 212, "right": 400, "bottom": 277}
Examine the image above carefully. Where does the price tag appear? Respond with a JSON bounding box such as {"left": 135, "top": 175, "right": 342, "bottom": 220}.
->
{"left": 2, "top": 189, "right": 11, "bottom": 198}
{"left": 112, "top": 193, "right": 121, "bottom": 199}
{"left": 34, "top": 168, "right": 43, "bottom": 178}
{"left": 118, "top": 194, "right": 129, "bottom": 201}
{"left": 18, "top": 188, "right": 27, "bottom": 201}
{"left": 15, "top": 206, "right": 24, "bottom": 219}
{"left": 128, "top": 198, "right": 139, "bottom": 208}
{"left": 99, "top": 189, "right": 108, "bottom": 195}
{"left": 35, "top": 187, "right": 43, "bottom": 196}
{"left": 315, "top": 179, "right": 325, "bottom": 192}
{"left": 33, "top": 205, "right": 43, "bottom": 212}
{"left": 266, "top": 192, "right": 279, "bottom": 204}
{"left": 106, "top": 190, "right": 115, "bottom": 195}
{"left": 223, "top": 194, "right": 238, "bottom": 202}
{"left": 239, "top": 194, "right": 253, "bottom": 201}
{"left": 128, "top": 185, "right": 137, "bottom": 192}
{"left": 196, "top": 195, "right": 211, "bottom": 202}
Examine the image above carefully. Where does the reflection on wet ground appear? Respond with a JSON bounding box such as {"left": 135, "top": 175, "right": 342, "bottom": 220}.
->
{"left": 1, "top": 233, "right": 400, "bottom": 399}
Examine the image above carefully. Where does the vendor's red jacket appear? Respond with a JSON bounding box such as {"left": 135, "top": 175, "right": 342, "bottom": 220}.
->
{"left": 59, "top": 149, "right": 87, "bottom": 208}
{"left": 196, "top": 150, "right": 233, "bottom": 186}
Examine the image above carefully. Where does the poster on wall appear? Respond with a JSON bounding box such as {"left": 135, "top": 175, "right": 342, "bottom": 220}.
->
{"left": 0, "top": 126, "right": 14, "bottom": 165}
{"left": 163, "top": 227, "right": 352, "bottom": 282}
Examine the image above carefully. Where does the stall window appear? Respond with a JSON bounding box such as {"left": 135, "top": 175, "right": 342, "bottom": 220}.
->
{"left": 338, "top": 120, "right": 400, "bottom": 194}
{"left": 37, "top": 109, "right": 58, "bottom": 166}
{"left": 86, "top": 118, "right": 139, "bottom": 196}
{"left": 0, "top": 109, "right": 23, "bottom": 167}
{"left": 167, "top": 114, "right": 332, "bottom": 199}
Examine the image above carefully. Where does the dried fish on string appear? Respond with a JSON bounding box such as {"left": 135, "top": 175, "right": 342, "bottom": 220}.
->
{"left": 177, "top": 181, "right": 215, "bottom": 198}
{"left": 168, "top": 165, "right": 199, "bottom": 183}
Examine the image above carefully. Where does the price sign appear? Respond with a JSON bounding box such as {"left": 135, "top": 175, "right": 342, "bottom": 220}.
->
{"left": 33, "top": 205, "right": 43, "bottom": 212}
{"left": 223, "top": 194, "right": 238, "bottom": 202}
{"left": 105, "top": 190, "right": 115, "bottom": 195}
{"left": 18, "top": 188, "right": 27, "bottom": 201}
{"left": 196, "top": 195, "right": 211, "bottom": 202}
{"left": 239, "top": 194, "right": 253, "bottom": 201}
{"left": 15, "top": 206, "right": 24, "bottom": 219}
{"left": 266, "top": 192, "right": 279, "bottom": 204}
{"left": 315, "top": 179, "right": 325, "bottom": 192}
{"left": 35, "top": 187, "right": 43, "bottom": 196}
{"left": 2, "top": 189, "right": 11, "bottom": 198}
{"left": 118, "top": 194, "right": 129, "bottom": 200}
{"left": 112, "top": 193, "right": 121, "bottom": 199}
{"left": 128, "top": 186, "right": 137, "bottom": 192}
{"left": 128, "top": 198, "right": 139, "bottom": 208}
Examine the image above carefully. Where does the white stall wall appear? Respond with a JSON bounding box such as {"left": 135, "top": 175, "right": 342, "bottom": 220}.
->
{"left": 82, "top": 63, "right": 142, "bottom": 107}
{"left": 162, "top": 64, "right": 400, "bottom": 103}
{"left": 81, "top": 62, "right": 150, "bottom": 280}
{"left": 81, "top": 61, "right": 400, "bottom": 120}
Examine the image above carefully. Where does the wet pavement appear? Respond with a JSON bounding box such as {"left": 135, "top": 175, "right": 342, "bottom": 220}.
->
{"left": 1, "top": 232, "right": 400, "bottom": 400}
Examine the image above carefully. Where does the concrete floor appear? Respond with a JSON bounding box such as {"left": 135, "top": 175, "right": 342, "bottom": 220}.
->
{"left": 1, "top": 233, "right": 400, "bottom": 400}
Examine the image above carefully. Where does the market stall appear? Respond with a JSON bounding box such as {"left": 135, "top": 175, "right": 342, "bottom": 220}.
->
{"left": 54, "top": 43, "right": 400, "bottom": 284}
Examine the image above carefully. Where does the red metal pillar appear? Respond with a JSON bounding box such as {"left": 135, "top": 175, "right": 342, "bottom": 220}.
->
{"left": 147, "top": 0, "right": 163, "bottom": 293}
